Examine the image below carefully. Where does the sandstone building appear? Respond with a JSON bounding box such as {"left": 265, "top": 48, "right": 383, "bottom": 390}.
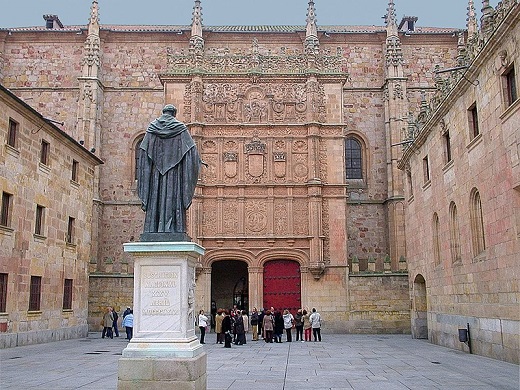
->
{"left": 398, "top": 0, "right": 519, "bottom": 363}
{"left": 0, "top": 84, "right": 102, "bottom": 347}
{"left": 0, "top": 0, "right": 518, "bottom": 364}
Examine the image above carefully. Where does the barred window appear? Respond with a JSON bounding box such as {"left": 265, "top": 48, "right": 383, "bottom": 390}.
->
{"left": 1, "top": 192, "right": 13, "bottom": 227}
{"left": 35, "top": 205, "right": 45, "bottom": 236}
{"left": 0, "top": 273, "right": 7, "bottom": 313}
{"left": 63, "top": 279, "right": 73, "bottom": 310}
{"left": 8, "top": 118, "right": 18, "bottom": 148}
{"left": 29, "top": 276, "right": 42, "bottom": 311}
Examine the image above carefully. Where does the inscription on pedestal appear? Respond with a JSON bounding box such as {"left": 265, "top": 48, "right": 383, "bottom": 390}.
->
{"left": 140, "top": 265, "right": 181, "bottom": 333}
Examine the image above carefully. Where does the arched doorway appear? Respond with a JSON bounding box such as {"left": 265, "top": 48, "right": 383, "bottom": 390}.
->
{"left": 263, "top": 260, "right": 301, "bottom": 314}
{"left": 211, "top": 260, "right": 248, "bottom": 311}
{"left": 412, "top": 274, "right": 428, "bottom": 339}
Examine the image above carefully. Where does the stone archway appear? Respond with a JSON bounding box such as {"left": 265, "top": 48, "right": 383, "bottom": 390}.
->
{"left": 211, "top": 260, "right": 248, "bottom": 312}
{"left": 411, "top": 274, "right": 428, "bottom": 339}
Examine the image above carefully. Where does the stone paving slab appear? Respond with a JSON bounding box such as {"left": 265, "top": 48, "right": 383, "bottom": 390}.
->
{"left": 0, "top": 333, "right": 518, "bottom": 389}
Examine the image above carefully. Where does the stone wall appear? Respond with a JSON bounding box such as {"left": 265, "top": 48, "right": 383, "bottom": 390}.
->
{"left": 400, "top": 4, "right": 520, "bottom": 364}
{"left": 346, "top": 274, "right": 410, "bottom": 334}
{"left": 0, "top": 86, "right": 101, "bottom": 348}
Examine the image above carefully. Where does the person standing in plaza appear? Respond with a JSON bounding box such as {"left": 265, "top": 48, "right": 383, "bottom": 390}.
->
{"left": 283, "top": 309, "right": 294, "bottom": 342}
{"left": 234, "top": 311, "right": 246, "bottom": 345}
{"left": 122, "top": 309, "right": 134, "bottom": 340}
{"left": 302, "top": 308, "right": 312, "bottom": 342}
{"left": 198, "top": 309, "right": 209, "bottom": 344}
{"left": 101, "top": 306, "right": 114, "bottom": 339}
{"left": 262, "top": 309, "right": 274, "bottom": 343}
{"left": 112, "top": 307, "right": 119, "bottom": 337}
{"left": 222, "top": 309, "right": 233, "bottom": 348}
{"left": 273, "top": 310, "right": 284, "bottom": 343}
{"left": 215, "top": 308, "right": 224, "bottom": 344}
{"left": 241, "top": 310, "right": 249, "bottom": 344}
{"left": 258, "top": 308, "right": 265, "bottom": 339}
{"left": 250, "top": 307, "right": 259, "bottom": 341}
{"left": 309, "top": 307, "right": 322, "bottom": 342}
{"left": 294, "top": 308, "right": 304, "bottom": 342}
{"left": 122, "top": 306, "right": 131, "bottom": 319}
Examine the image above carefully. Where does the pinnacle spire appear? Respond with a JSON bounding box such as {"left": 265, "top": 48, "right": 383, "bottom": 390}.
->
{"left": 305, "top": 0, "right": 318, "bottom": 38}
{"left": 88, "top": 0, "right": 99, "bottom": 33}
{"left": 480, "top": 0, "right": 495, "bottom": 36}
{"left": 466, "top": 0, "right": 478, "bottom": 37}
{"left": 191, "top": 0, "right": 203, "bottom": 38}
{"left": 385, "top": 0, "right": 398, "bottom": 37}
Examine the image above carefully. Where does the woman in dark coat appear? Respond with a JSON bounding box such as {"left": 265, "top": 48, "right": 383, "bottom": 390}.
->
{"left": 234, "top": 312, "right": 246, "bottom": 345}
{"left": 273, "top": 310, "right": 284, "bottom": 343}
{"left": 221, "top": 309, "right": 233, "bottom": 348}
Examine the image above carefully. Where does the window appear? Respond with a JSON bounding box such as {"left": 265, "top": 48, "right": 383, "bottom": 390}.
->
{"left": 71, "top": 160, "right": 79, "bottom": 182}
{"left": 470, "top": 188, "right": 486, "bottom": 256}
{"left": 7, "top": 118, "right": 18, "bottom": 148}
{"left": 63, "top": 279, "right": 73, "bottom": 310}
{"left": 504, "top": 65, "right": 517, "bottom": 106}
{"left": 40, "top": 140, "right": 50, "bottom": 165}
{"left": 67, "top": 217, "right": 75, "bottom": 244}
{"left": 35, "top": 205, "right": 45, "bottom": 236}
{"left": 1, "top": 192, "right": 13, "bottom": 227}
{"left": 345, "top": 137, "right": 363, "bottom": 180}
{"left": 443, "top": 131, "right": 452, "bottom": 164}
{"left": 422, "top": 155, "right": 430, "bottom": 183}
{"left": 449, "top": 202, "right": 462, "bottom": 263}
{"left": 0, "top": 273, "right": 7, "bottom": 313}
{"left": 135, "top": 137, "right": 144, "bottom": 180}
{"left": 29, "top": 276, "right": 42, "bottom": 311}
{"left": 433, "top": 213, "right": 441, "bottom": 266}
{"left": 468, "top": 103, "right": 479, "bottom": 139}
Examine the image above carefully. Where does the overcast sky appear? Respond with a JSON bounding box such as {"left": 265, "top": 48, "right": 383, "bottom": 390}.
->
{"left": 0, "top": 1, "right": 490, "bottom": 29}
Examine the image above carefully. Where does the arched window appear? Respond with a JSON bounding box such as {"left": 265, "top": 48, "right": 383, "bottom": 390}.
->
{"left": 433, "top": 213, "right": 441, "bottom": 266}
{"left": 449, "top": 202, "right": 462, "bottom": 263}
{"left": 470, "top": 188, "right": 486, "bottom": 256}
{"left": 134, "top": 135, "right": 144, "bottom": 180}
{"left": 345, "top": 137, "right": 363, "bottom": 179}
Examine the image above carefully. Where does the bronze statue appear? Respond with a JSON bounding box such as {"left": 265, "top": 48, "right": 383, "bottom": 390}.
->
{"left": 137, "top": 104, "right": 201, "bottom": 241}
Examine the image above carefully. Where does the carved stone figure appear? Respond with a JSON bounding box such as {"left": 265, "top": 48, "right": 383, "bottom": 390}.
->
{"left": 137, "top": 104, "right": 201, "bottom": 241}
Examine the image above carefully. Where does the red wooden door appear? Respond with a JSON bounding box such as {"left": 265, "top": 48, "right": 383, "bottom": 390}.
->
{"left": 263, "top": 260, "right": 301, "bottom": 314}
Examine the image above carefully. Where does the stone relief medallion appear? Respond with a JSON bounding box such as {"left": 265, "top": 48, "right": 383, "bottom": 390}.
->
{"left": 293, "top": 162, "right": 308, "bottom": 180}
{"left": 224, "top": 152, "right": 238, "bottom": 178}
{"left": 245, "top": 202, "right": 267, "bottom": 232}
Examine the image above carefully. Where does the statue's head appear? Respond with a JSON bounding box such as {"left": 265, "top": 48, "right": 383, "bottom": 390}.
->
{"left": 162, "top": 104, "right": 177, "bottom": 116}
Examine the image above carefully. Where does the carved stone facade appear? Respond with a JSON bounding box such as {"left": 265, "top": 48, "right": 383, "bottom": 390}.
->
{"left": 5, "top": 0, "right": 509, "bottom": 346}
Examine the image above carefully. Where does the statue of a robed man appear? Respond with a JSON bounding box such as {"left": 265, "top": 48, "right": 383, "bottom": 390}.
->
{"left": 137, "top": 104, "right": 201, "bottom": 241}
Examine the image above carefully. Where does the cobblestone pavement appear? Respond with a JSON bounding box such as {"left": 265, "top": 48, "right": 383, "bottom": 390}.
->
{"left": 0, "top": 333, "right": 518, "bottom": 389}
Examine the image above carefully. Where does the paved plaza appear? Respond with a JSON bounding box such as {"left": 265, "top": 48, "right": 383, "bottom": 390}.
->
{"left": 0, "top": 332, "right": 518, "bottom": 389}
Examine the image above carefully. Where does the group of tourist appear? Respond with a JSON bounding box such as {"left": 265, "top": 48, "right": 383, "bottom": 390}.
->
{"left": 202, "top": 306, "right": 322, "bottom": 347}
{"left": 101, "top": 305, "right": 134, "bottom": 340}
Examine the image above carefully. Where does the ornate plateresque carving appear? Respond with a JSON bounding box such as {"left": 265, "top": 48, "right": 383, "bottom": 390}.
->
{"left": 167, "top": 38, "right": 346, "bottom": 75}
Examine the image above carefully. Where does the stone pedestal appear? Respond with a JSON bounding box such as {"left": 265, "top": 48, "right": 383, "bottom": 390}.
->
{"left": 118, "top": 242, "right": 206, "bottom": 390}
